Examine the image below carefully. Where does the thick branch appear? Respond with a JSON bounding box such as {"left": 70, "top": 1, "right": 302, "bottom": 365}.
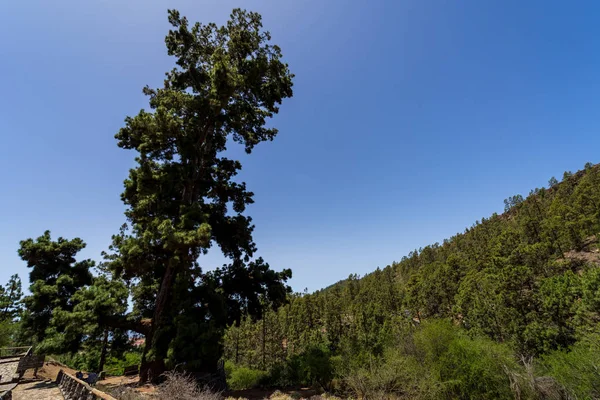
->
{"left": 100, "top": 314, "right": 151, "bottom": 336}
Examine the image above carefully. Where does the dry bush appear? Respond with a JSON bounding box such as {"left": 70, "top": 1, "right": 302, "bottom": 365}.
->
{"left": 269, "top": 391, "right": 295, "bottom": 400}
{"left": 307, "top": 395, "right": 343, "bottom": 400}
{"left": 504, "top": 357, "right": 572, "bottom": 400}
{"left": 157, "top": 370, "right": 222, "bottom": 400}
{"left": 343, "top": 350, "right": 434, "bottom": 400}
{"left": 267, "top": 393, "right": 342, "bottom": 400}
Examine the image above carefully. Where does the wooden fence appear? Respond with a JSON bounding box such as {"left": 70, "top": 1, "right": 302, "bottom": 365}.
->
{"left": 56, "top": 370, "right": 116, "bottom": 400}
{"left": 0, "top": 348, "right": 30, "bottom": 359}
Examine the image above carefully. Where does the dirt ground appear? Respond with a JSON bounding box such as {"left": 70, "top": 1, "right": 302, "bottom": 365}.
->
{"left": 28, "top": 361, "right": 76, "bottom": 381}
{"left": 31, "top": 362, "right": 156, "bottom": 396}
{"left": 12, "top": 379, "right": 63, "bottom": 400}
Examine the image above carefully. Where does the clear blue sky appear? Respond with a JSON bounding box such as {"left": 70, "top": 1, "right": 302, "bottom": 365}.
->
{"left": 1, "top": 0, "right": 600, "bottom": 293}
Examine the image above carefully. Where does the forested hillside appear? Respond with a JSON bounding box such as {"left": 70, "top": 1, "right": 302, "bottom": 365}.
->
{"left": 224, "top": 163, "right": 600, "bottom": 399}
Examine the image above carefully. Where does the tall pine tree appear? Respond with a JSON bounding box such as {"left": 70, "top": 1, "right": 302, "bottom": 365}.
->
{"left": 106, "top": 8, "right": 294, "bottom": 381}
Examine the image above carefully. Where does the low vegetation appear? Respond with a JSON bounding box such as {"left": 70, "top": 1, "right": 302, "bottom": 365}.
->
{"left": 53, "top": 350, "right": 142, "bottom": 376}
{"left": 225, "top": 362, "right": 268, "bottom": 391}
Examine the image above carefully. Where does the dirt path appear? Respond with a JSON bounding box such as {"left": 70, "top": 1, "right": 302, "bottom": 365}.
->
{"left": 0, "top": 357, "right": 20, "bottom": 383}
{"left": 12, "top": 380, "right": 63, "bottom": 400}
{"left": 31, "top": 361, "right": 77, "bottom": 381}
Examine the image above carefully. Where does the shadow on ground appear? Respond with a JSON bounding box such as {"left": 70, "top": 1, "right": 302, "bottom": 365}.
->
{"left": 21, "top": 380, "right": 57, "bottom": 391}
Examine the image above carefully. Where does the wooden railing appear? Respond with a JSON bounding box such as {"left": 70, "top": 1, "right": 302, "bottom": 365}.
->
{"left": 16, "top": 351, "right": 44, "bottom": 375}
{"left": 56, "top": 370, "right": 117, "bottom": 400}
{"left": 0, "top": 347, "right": 30, "bottom": 359}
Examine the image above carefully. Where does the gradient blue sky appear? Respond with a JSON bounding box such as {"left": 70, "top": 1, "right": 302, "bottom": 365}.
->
{"left": 1, "top": 0, "right": 600, "bottom": 292}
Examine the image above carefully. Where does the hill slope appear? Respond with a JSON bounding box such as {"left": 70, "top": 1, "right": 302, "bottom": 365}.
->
{"left": 224, "top": 163, "right": 600, "bottom": 399}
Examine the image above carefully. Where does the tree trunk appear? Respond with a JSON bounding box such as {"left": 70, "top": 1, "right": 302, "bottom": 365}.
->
{"left": 235, "top": 329, "right": 239, "bottom": 365}
{"left": 261, "top": 312, "right": 266, "bottom": 370}
{"left": 102, "top": 315, "right": 149, "bottom": 336}
{"left": 98, "top": 328, "right": 109, "bottom": 373}
{"left": 139, "top": 263, "right": 177, "bottom": 383}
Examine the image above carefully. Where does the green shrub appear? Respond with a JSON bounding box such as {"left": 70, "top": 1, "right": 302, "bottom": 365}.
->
{"left": 227, "top": 364, "right": 267, "bottom": 390}
{"left": 262, "top": 361, "right": 296, "bottom": 387}
{"left": 541, "top": 332, "right": 600, "bottom": 399}
{"left": 0, "top": 320, "right": 15, "bottom": 347}
{"left": 52, "top": 350, "right": 142, "bottom": 376}
{"left": 224, "top": 360, "right": 235, "bottom": 379}
{"left": 436, "top": 335, "right": 515, "bottom": 399}
{"left": 104, "top": 351, "right": 142, "bottom": 375}
{"left": 414, "top": 320, "right": 516, "bottom": 400}
{"left": 343, "top": 349, "right": 435, "bottom": 400}
{"left": 262, "top": 345, "right": 340, "bottom": 389}
{"left": 52, "top": 352, "right": 88, "bottom": 370}
{"left": 301, "top": 345, "right": 336, "bottom": 390}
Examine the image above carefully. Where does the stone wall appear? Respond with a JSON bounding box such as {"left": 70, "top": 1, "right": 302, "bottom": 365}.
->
{"left": 55, "top": 370, "right": 116, "bottom": 400}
